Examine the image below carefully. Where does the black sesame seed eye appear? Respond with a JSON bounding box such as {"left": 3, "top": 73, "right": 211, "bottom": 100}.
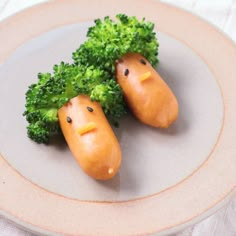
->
{"left": 140, "top": 58, "right": 146, "bottom": 65}
{"left": 67, "top": 116, "right": 72, "bottom": 123}
{"left": 87, "top": 106, "right": 94, "bottom": 112}
{"left": 124, "top": 68, "right": 129, "bottom": 76}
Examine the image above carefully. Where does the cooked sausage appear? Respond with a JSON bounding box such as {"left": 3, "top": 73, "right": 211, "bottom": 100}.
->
{"left": 116, "top": 52, "right": 178, "bottom": 128}
{"left": 58, "top": 95, "right": 121, "bottom": 180}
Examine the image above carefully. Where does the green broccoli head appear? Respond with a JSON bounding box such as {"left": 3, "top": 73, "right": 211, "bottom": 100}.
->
{"left": 24, "top": 14, "right": 158, "bottom": 143}
{"left": 73, "top": 14, "right": 159, "bottom": 73}
{"left": 24, "top": 63, "right": 126, "bottom": 143}
{"left": 91, "top": 79, "right": 126, "bottom": 123}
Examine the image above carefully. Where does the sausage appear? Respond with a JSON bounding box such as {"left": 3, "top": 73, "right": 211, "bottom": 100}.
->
{"left": 58, "top": 95, "right": 121, "bottom": 180}
{"left": 115, "top": 52, "right": 178, "bottom": 128}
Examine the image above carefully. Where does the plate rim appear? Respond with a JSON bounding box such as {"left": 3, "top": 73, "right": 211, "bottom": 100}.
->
{"left": 0, "top": 0, "right": 236, "bottom": 235}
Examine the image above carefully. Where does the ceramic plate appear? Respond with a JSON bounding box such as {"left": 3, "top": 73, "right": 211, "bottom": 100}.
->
{"left": 0, "top": 1, "right": 236, "bottom": 235}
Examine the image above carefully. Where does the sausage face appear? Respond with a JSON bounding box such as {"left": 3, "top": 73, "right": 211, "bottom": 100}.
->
{"left": 58, "top": 95, "right": 121, "bottom": 180}
{"left": 116, "top": 53, "right": 178, "bottom": 128}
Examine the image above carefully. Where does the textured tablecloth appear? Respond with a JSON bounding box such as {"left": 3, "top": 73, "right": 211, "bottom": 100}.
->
{"left": 0, "top": 0, "right": 235, "bottom": 235}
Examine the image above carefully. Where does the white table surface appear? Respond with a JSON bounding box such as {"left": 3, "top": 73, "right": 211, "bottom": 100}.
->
{"left": 0, "top": 0, "right": 235, "bottom": 235}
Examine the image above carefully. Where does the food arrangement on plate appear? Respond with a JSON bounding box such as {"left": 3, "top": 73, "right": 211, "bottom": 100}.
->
{"left": 23, "top": 14, "right": 178, "bottom": 180}
{"left": 1, "top": 0, "right": 236, "bottom": 234}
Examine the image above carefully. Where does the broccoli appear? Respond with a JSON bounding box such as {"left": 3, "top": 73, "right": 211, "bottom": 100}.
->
{"left": 72, "top": 14, "right": 159, "bottom": 74}
{"left": 24, "top": 14, "right": 158, "bottom": 144}
{"left": 23, "top": 62, "right": 126, "bottom": 143}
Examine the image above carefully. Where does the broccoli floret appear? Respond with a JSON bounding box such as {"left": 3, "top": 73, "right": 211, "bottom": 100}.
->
{"left": 72, "top": 14, "right": 159, "bottom": 73}
{"left": 24, "top": 14, "right": 158, "bottom": 144}
{"left": 24, "top": 62, "right": 126, "bottom": 143}
{"left": 91, "top": 79, "right": 126, "bottom": 122}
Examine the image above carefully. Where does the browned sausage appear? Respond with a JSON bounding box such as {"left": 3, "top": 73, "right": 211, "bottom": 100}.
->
{"left": 58, "top": 95, "right": 121, "bottom": 180}
{"left": 116, "top": 52, "right": 178, "bottom": 128}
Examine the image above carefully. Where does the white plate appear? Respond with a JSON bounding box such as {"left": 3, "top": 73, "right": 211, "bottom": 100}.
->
{"left": 0, "top": 0, "right": 235, "bottom": 235}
